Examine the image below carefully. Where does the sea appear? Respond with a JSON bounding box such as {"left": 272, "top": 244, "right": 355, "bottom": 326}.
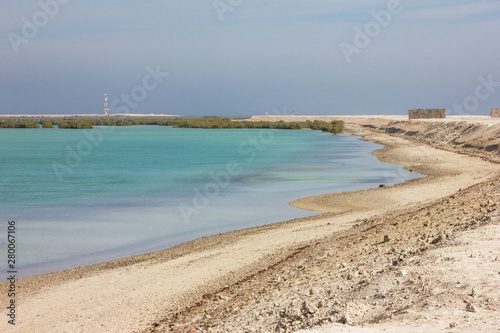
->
{"left": 0, "top": 126, "right": 421, "bottom": 277}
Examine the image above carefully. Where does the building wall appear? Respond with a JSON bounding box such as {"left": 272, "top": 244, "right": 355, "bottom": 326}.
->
{"left": 492, "top": 109, "right": 500, "bottom": 118}
{"left": 409, "top": 109, "right": 446, "bottom": 119}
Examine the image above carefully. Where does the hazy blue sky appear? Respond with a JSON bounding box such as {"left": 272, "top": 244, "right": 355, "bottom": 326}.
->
{"left": 1, "top": 0, "right": 499, "bottom": 116}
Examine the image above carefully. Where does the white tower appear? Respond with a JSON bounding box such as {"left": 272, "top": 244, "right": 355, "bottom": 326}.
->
{"left": 103, "top": 94, "right": 110, "bottom": 115}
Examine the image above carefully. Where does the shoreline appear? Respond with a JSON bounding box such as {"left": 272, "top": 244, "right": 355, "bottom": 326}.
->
{"left": 1, "top": 116, "right": 499, "bottom": 332}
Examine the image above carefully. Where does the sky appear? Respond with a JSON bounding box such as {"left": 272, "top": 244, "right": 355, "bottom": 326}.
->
{"left": 1, "top": 0, "right": 500, "bottom": 116}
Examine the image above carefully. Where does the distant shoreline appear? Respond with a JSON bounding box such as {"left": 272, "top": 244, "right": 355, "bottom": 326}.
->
{"left": 0, "top": 113, "right": 181, "bottom": 119}
{"left": 1, "top": 113, "right": 499, "bottom": 123}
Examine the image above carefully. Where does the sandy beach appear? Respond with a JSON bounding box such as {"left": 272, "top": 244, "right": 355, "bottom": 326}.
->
{"left": 1, "top": 116, "right": 499, "bottom": 332}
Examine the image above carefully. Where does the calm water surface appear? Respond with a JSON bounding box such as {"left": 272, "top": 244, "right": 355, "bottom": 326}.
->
{"left": 0, "top": 126, "right": 421, "bottom": 277}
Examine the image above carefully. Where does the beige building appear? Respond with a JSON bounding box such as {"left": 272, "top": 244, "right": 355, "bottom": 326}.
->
{"left": 409, "top": 109, "right": 446, "bottom": 119}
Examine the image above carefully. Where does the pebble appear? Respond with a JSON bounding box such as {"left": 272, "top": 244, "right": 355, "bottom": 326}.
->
{"left": 302, "top": 300, "right": 316, "bottom": 314}
{"left": 431, "top": 235, "right": 443, "bottom": 244}
{"left": 271, "top": 275, "right": 282, "bottom": 283}
{"left": 397, "top": 269, "right": 407, "bottom": 277}
{"left": 383, "top": 235, "right": 390, "bottom": 243}
{"left": 310, "top": 288, "right": 319, "bottom": 296}
{"left": 465, "top": 302, "right": 478, "bottom": 313}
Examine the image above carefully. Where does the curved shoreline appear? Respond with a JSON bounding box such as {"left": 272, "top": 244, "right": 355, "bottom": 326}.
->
{"left": 12, "top": 126, "right": 405, "bottom": 280}
{"left": 2, "top": 116, "right": 499, "bottom": 332}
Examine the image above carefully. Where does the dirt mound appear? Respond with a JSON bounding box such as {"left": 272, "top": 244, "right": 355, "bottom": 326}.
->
{"left": 353, "top": 120, "right": 500, "bottom": 163}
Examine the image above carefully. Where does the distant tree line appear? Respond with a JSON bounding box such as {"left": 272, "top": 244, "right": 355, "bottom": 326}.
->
{"left": 130, "top": 117, "right": 344, "bottom": 134}
{"left": 0, "top": 120, "right": 39, "bottom": 128}
{"left": 0, "top": 117, "right": 343, "bottom": 135}
{"left": 52, "top": 119, "right": 131, "bottom": 129}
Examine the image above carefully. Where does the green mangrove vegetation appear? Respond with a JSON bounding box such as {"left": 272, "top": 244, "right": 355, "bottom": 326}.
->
{"left": 0, "top": 120, "right": 39, "bottom": 128}
{"left": 41, "top": 120, "right": 55, "bottom": 128}
{"left": 130, "top": 117, "right": 344, "bottom": 134}
{"left": 0, "top": 117, "right": 344, "bottom": 135}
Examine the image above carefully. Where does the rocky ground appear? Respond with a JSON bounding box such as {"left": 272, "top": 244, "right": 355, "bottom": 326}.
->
{"left": 148, "top": 179, "right": 499, "bottom": 333}
{"left": 352, "top": 118, "right": 500, "bottom": 164}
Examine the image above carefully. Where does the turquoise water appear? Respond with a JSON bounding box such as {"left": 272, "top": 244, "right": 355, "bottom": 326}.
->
{"left": 0, "top": 126, "right": 421, "bottom": 277}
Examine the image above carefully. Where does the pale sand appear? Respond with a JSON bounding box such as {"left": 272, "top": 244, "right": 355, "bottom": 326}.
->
{"left": 251, "top": 114, "right": 500, "bottom": 124}
{"left": 1, "top": 116, "right": 499, "bottom": 332}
